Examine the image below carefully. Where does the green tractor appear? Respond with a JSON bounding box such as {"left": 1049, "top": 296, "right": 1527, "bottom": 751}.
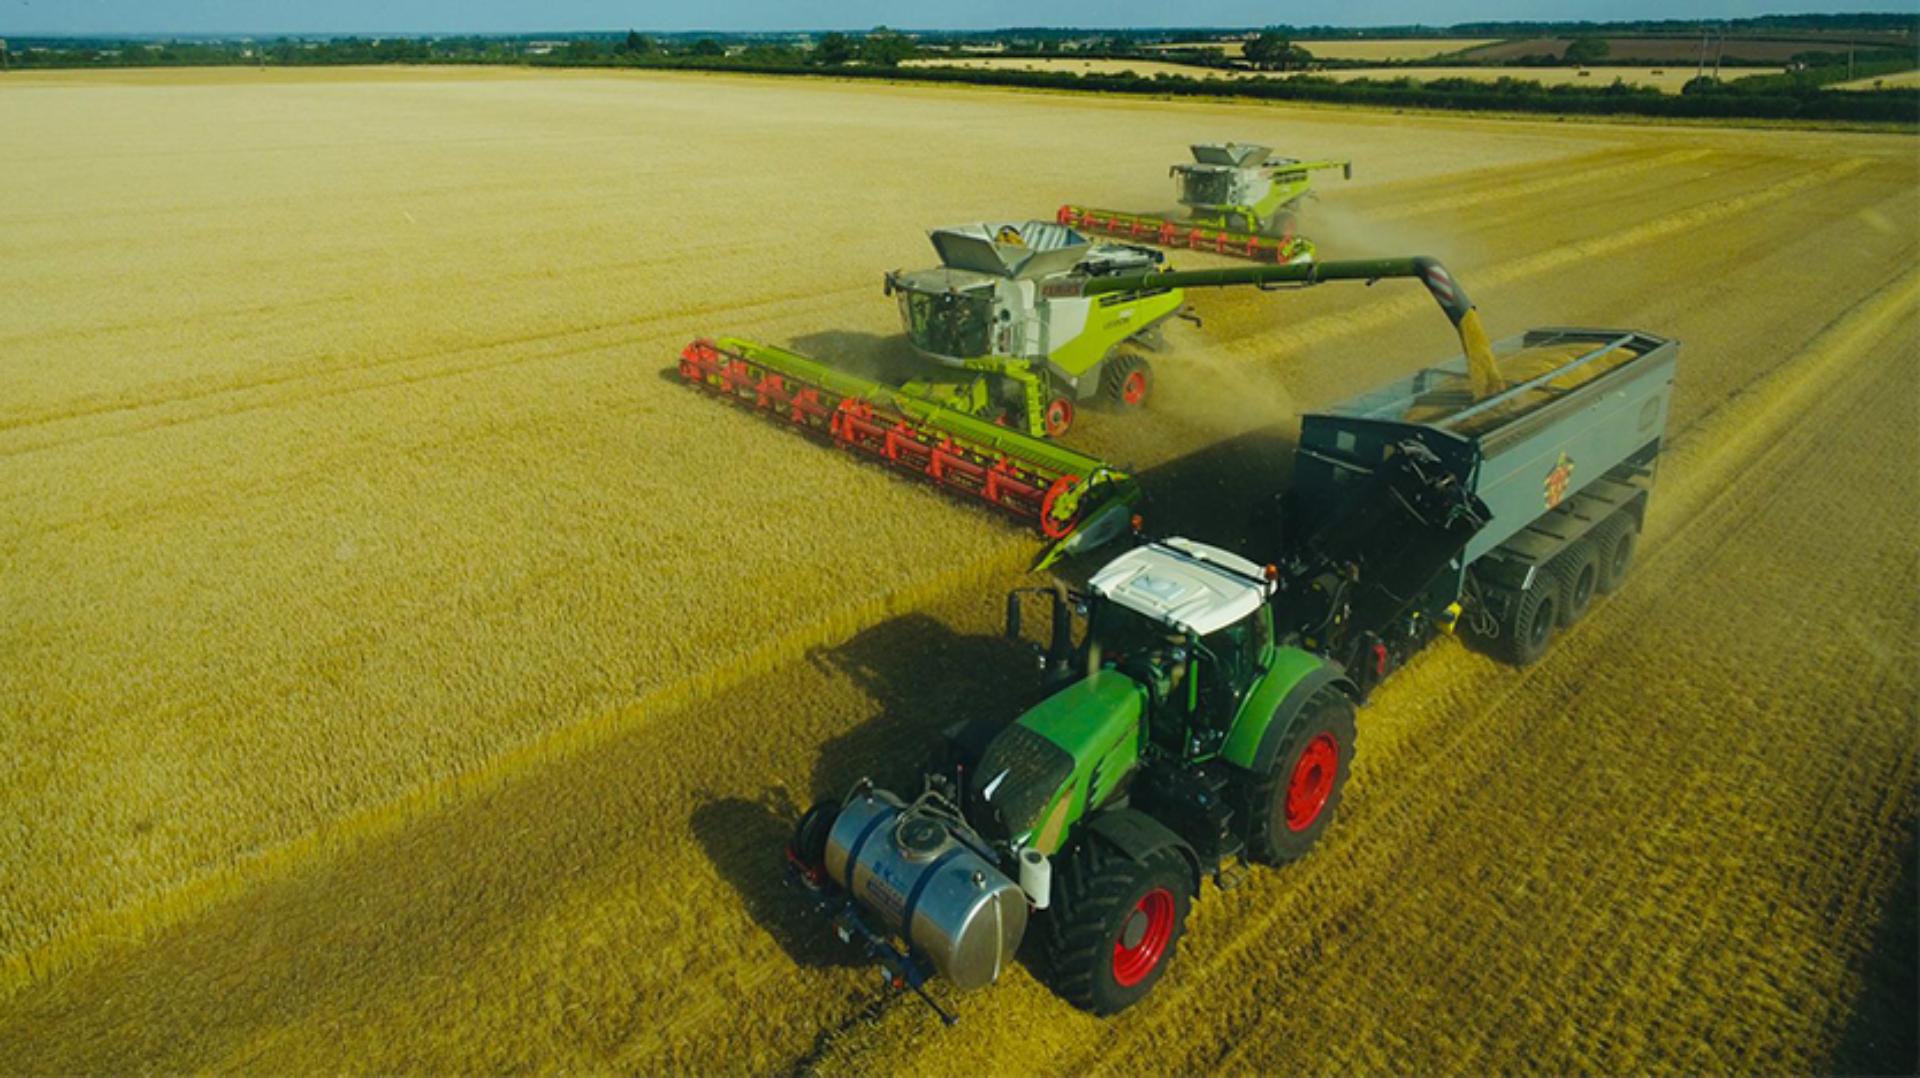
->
{"left": 788, "top": 452, "right": 1493, "bottom": 1017}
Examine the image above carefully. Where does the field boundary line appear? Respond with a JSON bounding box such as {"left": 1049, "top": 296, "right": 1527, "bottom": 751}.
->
{"left": 0, "top": 539, "right": 1036, "bottom": 998}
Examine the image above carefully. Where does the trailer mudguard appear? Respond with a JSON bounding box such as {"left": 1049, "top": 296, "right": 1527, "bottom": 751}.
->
{"left": 1085, "top": 807, "right": 1203, "bottom": 894}
{"left": 1221, "top": 647, "right": 1355, "bottom": 775}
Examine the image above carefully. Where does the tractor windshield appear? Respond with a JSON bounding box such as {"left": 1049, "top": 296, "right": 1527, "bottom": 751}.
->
{"left": 897, "top": 285, "right": 992, "bottom": 359}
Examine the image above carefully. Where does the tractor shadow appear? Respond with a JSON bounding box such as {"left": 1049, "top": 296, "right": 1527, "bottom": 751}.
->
{"left": 689, "top": 611, "right": 1037, "bottom": 973}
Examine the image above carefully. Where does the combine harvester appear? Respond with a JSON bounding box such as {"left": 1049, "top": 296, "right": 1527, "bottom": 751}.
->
{"left": 680, "top": 220, "right": 1487, "bottom": 565}
{"left": 1059, "top": 142, "right": 1351, "bottom": 263}
{"left": 784, "top": 270, "right": 1680, "bottom": 1020}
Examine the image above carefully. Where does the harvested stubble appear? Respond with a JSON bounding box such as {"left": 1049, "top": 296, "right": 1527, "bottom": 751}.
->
{"left": 0, "top": 67, "right": 1914, "bottom": 1074}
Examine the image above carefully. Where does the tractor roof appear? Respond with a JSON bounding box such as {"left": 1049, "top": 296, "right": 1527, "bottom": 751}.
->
{"left": 1088, "top": 538, "right": 1273, "bottom": 636}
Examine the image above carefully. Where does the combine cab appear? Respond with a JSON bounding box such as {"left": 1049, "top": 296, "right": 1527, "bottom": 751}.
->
{"left": 1061, "top": 141, "right": 1351, "bottom": 263}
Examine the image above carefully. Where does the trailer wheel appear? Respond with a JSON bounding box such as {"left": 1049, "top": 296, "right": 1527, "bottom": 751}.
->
{"left": 1102, "top": 354, "right": 1153, "bottom": 409}
{"left": 1500, "top": 582, "right": 1558, "bottom": 666}
{"left": 1549, "top": 539, "right": 1601, "bottom": 626}
{"left": 1039, "top": 841, "right": 1191, "bottom": 1015}
{"left": 1594, "top": 514, "right": 1639, "bottom": 595}
{"left": 1244, "top": 688, "right": 1357, "bottom": 865}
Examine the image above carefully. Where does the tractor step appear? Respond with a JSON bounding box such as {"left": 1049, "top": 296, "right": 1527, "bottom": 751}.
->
{"left": 1057, "top": 205, "right": 1316, "bottom": 264}
{"left": 677, "top": 337, "right": 1140, "bottom": 566}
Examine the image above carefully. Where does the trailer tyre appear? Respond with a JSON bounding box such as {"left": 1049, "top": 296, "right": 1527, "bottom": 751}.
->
{"left": 1594, "top": 514, "right": 1639, "bottom": 595}
{"left": 1549, "top": 539, "right": 1601, "bottom": 626}
{"left": 1039, "top": 841, "right": 1192, "bottom": 1015}
{"left": 1244, "top": 688, "right": 1357, "bottom": 865}
{"left": 1102, "top": 353, "right": 1153, "bottom": 409}
{"left": 1500, "top": 583, "right": 1558, "bottom": 666}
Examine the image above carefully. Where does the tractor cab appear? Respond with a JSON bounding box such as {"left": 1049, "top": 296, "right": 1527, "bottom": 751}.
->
{"left": 1085, "top": 539, "right": 1277, "bottom": 750}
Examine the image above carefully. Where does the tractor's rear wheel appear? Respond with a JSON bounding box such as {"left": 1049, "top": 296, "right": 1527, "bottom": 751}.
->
{"left": 1039, "top": 841, "right": 1191, "bottom": 1015}
{"left": 1102, "top": 353, "right": 1153, "bottom": 409}
{"left": 1244, "top": 688, "right": 1357, "bottom": 865}
{"left": 1594, "top": 513, "right": 1639, "bottom": 594}
{"left": 1549, "top": 539, "right": 1601, "bottom": 626}
{"left": 1500, "top": 582, "right": 1558, "bottom": 666}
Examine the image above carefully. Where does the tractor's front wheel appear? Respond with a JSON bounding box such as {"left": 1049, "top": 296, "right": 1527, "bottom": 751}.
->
{"left": 1039, "top": 841, "right": 1191, "bottom": 1015}
{"left": 1102, "top": 353, "right": 1153, "bottom": 409}
{"left": 1244, "top": 688, "right": 1356, "bottom": 865}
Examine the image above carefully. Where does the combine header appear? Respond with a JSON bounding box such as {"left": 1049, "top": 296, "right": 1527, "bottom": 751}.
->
{"left": 679, "top": 336, "right": 1139, "bottom": 568}
{"left": 1060, "top": 141, "right": 1351, "bottom": 263}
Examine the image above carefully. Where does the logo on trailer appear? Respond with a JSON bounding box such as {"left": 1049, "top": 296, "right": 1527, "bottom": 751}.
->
{"left": 1544, "top": 452, "right": 1575, "bottom": 509}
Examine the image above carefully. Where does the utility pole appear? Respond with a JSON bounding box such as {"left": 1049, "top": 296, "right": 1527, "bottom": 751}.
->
{"left": 1695, "top": 28, "right": 1707, "bottom": 80}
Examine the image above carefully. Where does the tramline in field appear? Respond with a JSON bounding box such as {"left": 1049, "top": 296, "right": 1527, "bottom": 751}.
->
{"left": 1060, "top": 141, "right": 1351, "bottom": 263}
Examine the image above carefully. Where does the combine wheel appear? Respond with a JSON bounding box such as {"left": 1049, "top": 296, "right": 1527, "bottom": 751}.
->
{"left": 1499, "top": 581, "right": 1558, "bottom": 666}
{"left": 1594, "top": 512, "right": 1639, "bottom": 594}
{"left": 1548, "top": 539, "right": 1601, "bottom": 626}
{"left": 1244, "top": 688, "right": 1356, "bottom": 865}
{"left": 1044, "top": 396, "right": 1075, "bottom": 438}
{"left": 1039, "top": 841, "right": 1191, "bottom": 1015}
{"left": 1102, "top": 354, "right": 1153, "bottom": 409}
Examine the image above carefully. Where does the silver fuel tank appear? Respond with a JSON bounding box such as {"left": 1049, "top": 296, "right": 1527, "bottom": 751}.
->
{"left": 824, "top": 788, "right": 1028, "bottom": 991}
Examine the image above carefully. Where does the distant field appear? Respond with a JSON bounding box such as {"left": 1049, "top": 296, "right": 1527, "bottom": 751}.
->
{"left": 1297, "top": 38, "right": 1502, "bottom": 61}
{"left": 1458, "top": 35, "right": 1906, "bottom": 64}
{"left": 903, "top": 56, "right": 1261, "bottom": 80}
{"left": 1297, "top": 65, "right": 1787, "bottom": 94}
{"left": 1834, "top": 69, "right": 1920, "bottom": 91}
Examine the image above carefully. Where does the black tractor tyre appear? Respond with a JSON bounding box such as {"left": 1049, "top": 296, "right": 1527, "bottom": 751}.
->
{"left": 1594, "top": 513, "right": 1639, "bottom": 595}
{"left": 788, "top": 800, "right": 838, "bottom": 887}
{"left": 1500, "top": 582, "right": 1559, "bottom": 666}
{"left": 1102, "top": 353, "right": 1153, "bottom": 409}
{"left": 1038, "top": 841, "right": 1192, "bottom": 1015}
{"left": 1243, "top": 688, "right": 1358, "bottom": 865}
{"left": 1548, "top": 539, "right": 1601, "bottom": 626}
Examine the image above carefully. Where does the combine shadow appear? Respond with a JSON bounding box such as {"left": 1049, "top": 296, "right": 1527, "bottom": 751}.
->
{"left": 689, "top": 611, "right": 1037, "bottom": 973}
{"left": 786, "top": 330, "right": 922, "bottom": 385}
{"left": 1127, "top": 422, "right": 1298, "bottom": 561}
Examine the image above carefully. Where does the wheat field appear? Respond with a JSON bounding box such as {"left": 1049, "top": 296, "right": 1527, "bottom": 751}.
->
{"left": 0, "top": 66, "right": 1914, "bottom": 1073}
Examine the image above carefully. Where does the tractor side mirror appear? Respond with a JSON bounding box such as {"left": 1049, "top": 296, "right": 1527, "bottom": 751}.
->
{"left": 1004, "top": 592, "right": 1022, "bottom": 641}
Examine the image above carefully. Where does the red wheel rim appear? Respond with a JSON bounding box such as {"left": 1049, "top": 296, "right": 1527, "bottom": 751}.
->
{"left": 1121, "top": 370, "right": 1147, "bottom": 406}
{"left": 1112, "top": 887, "right": 1175, "bottom": 987}
{"left": 1044, "top": 397, "right": 1073, "bottom": 438}
{"left": 1039, "top": 474, "right": 1080, "bottom": 540}
{"left": 1285, "top": 734, "right": 1339, "bottom": 832}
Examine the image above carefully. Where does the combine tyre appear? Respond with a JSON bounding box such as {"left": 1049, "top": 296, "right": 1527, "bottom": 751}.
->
{"left": 1102, "top": 353, "right": 1153, "bottom": 409}
{"left": 1040, "top": 842, "right": 1193, "bottom": 1015}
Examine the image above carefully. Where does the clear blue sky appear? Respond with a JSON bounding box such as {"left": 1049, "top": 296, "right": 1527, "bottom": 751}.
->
{"left": 0, "top": 1, "right": 1888, "bottom": 36}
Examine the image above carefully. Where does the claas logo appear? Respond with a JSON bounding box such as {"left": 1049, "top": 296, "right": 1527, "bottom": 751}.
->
{"left": 1544, "top": 452, "right": 1575, "bottom": 509}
